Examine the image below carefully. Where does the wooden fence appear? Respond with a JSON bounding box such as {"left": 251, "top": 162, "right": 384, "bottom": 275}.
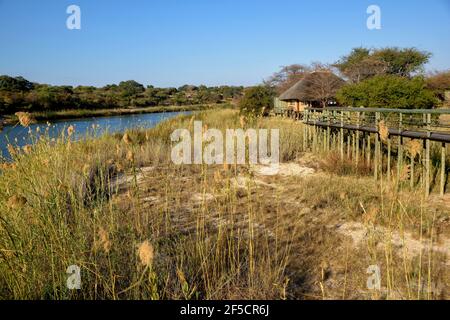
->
{"left": 299, "top": 107, "right": 450, "bottom": 197}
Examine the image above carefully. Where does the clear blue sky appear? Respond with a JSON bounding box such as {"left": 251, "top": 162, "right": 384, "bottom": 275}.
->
{"left": 0, "top": 0, "right": 449, "bottom": 87}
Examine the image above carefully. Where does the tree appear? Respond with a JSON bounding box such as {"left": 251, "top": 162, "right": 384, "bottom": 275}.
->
{"left": 336, "top": 75, "right": 437, "bottom": 109}
{"left": 118, "top": 80, "right": 145, "bottom": 97}
{"left": 0, "top": 75, "right": 34, "bottom": 91}
{"left": 302, "top": 72, "right": 346, "bottom": 107}
{"left": 425, "top": 70, "right": 450, "bottom": 102}
{"left": 334, "top": 47, "right": 431, "bottom": 83}
{"left": 334, "top": 48, "right": 387, "bottom": 83}
{"left": 373, "top": 47, "right": 431, "bottom": 77}
{"left": 239, "top": 86, "right": 275, "bottom": 116}
{"left": 264, "top": 64, "right": 310, "bottom": 94}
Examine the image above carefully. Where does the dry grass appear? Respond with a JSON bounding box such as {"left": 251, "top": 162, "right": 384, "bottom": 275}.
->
{"left": 0, "top": 110, "right": 448, "bottom": 300}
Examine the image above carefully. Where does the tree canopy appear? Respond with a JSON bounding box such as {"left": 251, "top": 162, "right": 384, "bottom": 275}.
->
{"left": 334, "top": 47, "right": 431, "bottom": 83}
{"left": 239, "top": 86, "right": 275, "bottom": 116}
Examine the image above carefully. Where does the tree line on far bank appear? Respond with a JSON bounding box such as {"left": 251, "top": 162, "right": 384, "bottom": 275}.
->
{"left": 0, "top": 77, "right": 244, "bottom": 115}
{"left": 240, "top": 47, "right": 450, "bottom": 115}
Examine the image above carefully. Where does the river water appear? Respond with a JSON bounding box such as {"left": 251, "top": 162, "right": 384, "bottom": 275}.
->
{"left": 0, "top": 111, "right": 189, "bottom": 160}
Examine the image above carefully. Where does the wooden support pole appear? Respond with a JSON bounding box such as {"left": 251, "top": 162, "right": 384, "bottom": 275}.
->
{"left": 356, "top": 112, "right": 360, "bottom": 166}
{"left": 340, "top": 112, "right": 344, "bottom": 160}
{"left": 398, "top": 136, "right": 403, "bottom": 181}
{"left": 441, "top": 143, "right": 446, "bottom": 197}
{"left": 326, "top": 110, "right": 331, "bottom": 152}
{"left": 367, "top": 134, "right": 371, "bottom": 167}
{"left": 347, "top": 132, "right": 351, "bottom": 159}
{"left": 397, "top": 113, "right": 403, "bottom": 181}
{"left": 374, "top": 112, "right": 380, "bottom": 180}
{"left": 426, "top": 138, "right": 430, "bottom": 197}
{"left": 425, "top": 113, "right": 431, "bottom": 197}
{"left": 374, "top": 135, "right": 379, "bottom": 180}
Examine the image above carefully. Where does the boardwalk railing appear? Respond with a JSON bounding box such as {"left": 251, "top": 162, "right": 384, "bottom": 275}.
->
{"left": 300, "top": 107, "right": 450, "bottom": 197}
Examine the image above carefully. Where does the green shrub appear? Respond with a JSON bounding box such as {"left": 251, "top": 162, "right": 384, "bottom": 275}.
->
{"left": 336, "top": 75, "right": 438, "bottom": 109}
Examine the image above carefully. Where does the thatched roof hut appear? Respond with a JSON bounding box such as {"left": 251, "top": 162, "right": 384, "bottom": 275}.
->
{"left": 279, "top": 71, "right": 345, "bottom": 111}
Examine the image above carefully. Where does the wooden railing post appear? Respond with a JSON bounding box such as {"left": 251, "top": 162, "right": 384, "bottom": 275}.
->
{"left": 340, "top": 111, "right": 344, "bottom": 160}
{"left": 397, "top": 113, "right": 403, "bottom": 182}
{"left": 425, "top": 113, "right": 431, "bottom": 197}
{"left": 441, "top": 143, "right": 446, "bottom": 197}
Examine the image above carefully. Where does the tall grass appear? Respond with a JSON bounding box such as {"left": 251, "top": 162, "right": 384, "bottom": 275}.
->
{"left": 0, "top": 110, "right": 447, "bottom": 299}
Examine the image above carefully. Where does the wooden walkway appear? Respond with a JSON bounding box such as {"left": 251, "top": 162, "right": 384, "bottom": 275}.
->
{"left": 285, "top": 107, "right": 450, "bottom": 197}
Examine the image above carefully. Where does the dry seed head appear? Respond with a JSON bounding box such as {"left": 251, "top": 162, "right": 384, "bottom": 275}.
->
{"left": 97, "top": 227, "right": 111, "bottom": 253}
{"left": 240, "top": 115, "right": 246, "bottom": 128}
{"left": 176, "top": 268, "right": 187, "bottom": 285}
{"left": 137, "top": 240, "right": 154, "bottom": 267}
{"left": 7, "top": 195, "right": 27, "bottom": 210}
{"left": 363, "top": 207, "right": 379, "bottom": 224}
{"left": 22, "top": 144, "right": 32, "bottom": 155}
{"left": 116, "top": 163, "right": 124, "bottom": 173}
{"left": 15, "top": 112, "right": 35, "bottom": 127}
{"left": 82, "top": 164, "right": 90, "bottom": 176}
{"left": 7, "top": 144, "right": 17, "bottom": 157}
{"left": 406, "top": 139, "right": 422, "bottom": 158}
{"left": 67, "top": 125, "right": 75, "bottom": 137}
{"left": 126, "top": 150, "right": 134, "bottom": 162}
{"left": 399, "top": 165, "right": 411, "bottom": 181}
{"left": 122, "top": 133, "right": 132, "bottom": 145}
{"left": 378, "top": 121, "right": 389, "bottom": 142}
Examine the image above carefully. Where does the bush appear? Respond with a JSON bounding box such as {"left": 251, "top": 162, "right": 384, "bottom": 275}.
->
{"left": 336, "top": 75, "right": 438, "bottom": 109}
{"left": 239, "top": 86, "right": 275, "bottom": 116}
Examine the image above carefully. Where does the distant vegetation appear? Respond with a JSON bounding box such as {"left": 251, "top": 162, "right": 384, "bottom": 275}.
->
{"left": 0, "top": 76, "right": 244, "bottom": 114}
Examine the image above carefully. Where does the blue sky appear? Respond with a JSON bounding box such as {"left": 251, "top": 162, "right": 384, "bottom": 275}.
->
{"left": 0, "top": 0, "right": 449, "bottom": 87}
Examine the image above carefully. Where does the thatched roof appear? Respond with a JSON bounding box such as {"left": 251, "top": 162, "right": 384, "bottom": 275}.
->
{"left": 279, "top": 71, "right": 345, "bottom": 101}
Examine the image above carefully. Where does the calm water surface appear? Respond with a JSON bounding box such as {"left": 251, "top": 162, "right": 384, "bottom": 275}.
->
{"left": 0, "top": 111, "right": 189, "bottom": 159}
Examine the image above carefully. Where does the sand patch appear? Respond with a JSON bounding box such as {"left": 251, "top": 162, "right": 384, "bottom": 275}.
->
{"left": 252, "top": 163, "right": 315, "bottom": 177}
{"left": 110, "top": 166, "right": 155, "bottom": 190}
{"left": 336, "top": 221, "right": 450, "bottom": 264}
{"left": 191, "top": 193, "right": 215, "bottom": 202}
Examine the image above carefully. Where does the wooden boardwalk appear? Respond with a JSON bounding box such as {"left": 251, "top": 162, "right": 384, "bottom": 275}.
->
{"left": 283, "top": 106, "right": 450, "bottom": 197}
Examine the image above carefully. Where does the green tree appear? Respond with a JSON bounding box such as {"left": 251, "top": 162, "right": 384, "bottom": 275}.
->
{"left": 334, "top": 47, "right": 431, "bottom": 83}
{"left": 373, "top": 47, "right": 431, "bottom": 77}
{"left": 118, "top": 80, "right": 145, "bottom": 97}
{"left": 336, "top": 75, "right": 437, "bottom": 109}
{"left": 239, "top": 86, "right": 275, "bottom": 115}
{"left": 0, "top": 75, "right": 34, "bottom": 91}
{"left": 425, "top": 70, "right": 450, "bottom": 102}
